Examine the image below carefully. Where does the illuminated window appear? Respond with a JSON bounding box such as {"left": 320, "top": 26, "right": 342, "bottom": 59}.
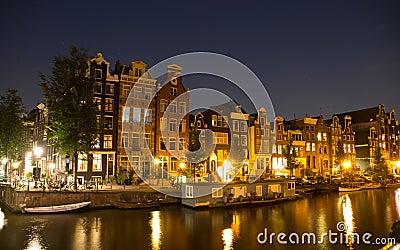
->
{"left": 92, "top": 154, "right": 102, "bottom": 171}
{"left": 306, "top": 143, "right": 311, "bottom": 152}
{"left": 214, "top": 132, "right": 228, "bottom": 144}
{"left": 160, "top": 99, "right": 168, "bottom": 112}
{"left": 132, "top": 108, "right": 141, "bottom": 123}
{"left": 144, "top": 133, "right": 151, "bottom": 148}
{"left": 122, "top": 107, "right": 130, "bottom": 122}
{"left": 105, "top": 98, "right": 113, "bottom": 112}
{"left": 94, "top": 97, "right": 102, "bottom": 111}
{"left": 312, "top": 143, "right": 316, "bottom": 152}
{"left": 317, "top": 132, "right": 322, "bottom": 141}
{"left": 104, "top": 135, "right": 112, "bottom": 149}
{"left": 78, "top": 154, "right": 87, "bottom": 172}
{"left": 170, "top": 157, "right": 177, "bottom": 172}
{"left": 161, "top": 118, "right": 167, "bottom": 131}
{"left": 212, "top": 188, "right": 223, "bottom": 198}
{"left": 179, "top": 119, "right": 186, "bottom": 133}
{"left": 144, "top": 109, "right": 152, "bottom": 124}
{"left": 212, "top": 115, "right": 217, "bottom": 126}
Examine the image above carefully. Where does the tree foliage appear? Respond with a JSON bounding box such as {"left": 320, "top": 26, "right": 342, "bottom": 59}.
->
{"left": 0, "top": 89, "right": 25, "bottom": 161}
{"left": 282, "top": 136, "right": 299, "bottom": 177}
{"left": 372, "top": 147, "right": 388, "bottom": 182}
{"left": 335, "top": 140, "right": 345, "bottom": 172}
{"left": 184, "top": 125, "right": 204, "bottom": 178}
{"left": 39, "top": 46, "right": 99, "bottom": 157}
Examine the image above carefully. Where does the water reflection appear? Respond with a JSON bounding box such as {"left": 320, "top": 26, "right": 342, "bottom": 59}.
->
{"left": 150, "top": 211, "right": 162, "bottom": 250}
{"left": 395, "top": 189, "right": 400, "bottom": 219}
{"left": 222, "top": 213, "right": 241, "bottom": 250}
{"left": 72, "top": 216, "right": 102, "bottom": 250}
{"left": 24, "top": 220, "right": 47, "bottom": 250}
{"left": 341, "top": 194, "right": 356, "bottom": 248}
{"left": 0, "top": 208, "right": 6, "bottom": 230}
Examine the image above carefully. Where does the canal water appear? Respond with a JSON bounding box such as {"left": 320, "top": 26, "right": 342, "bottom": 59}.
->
{"left": 0, "top": 188, "right": 399, "bottom": 250}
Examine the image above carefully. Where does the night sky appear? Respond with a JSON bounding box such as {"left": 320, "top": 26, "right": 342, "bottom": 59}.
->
{"left": 0, "top": 1, "right": 399, "bottom": 119}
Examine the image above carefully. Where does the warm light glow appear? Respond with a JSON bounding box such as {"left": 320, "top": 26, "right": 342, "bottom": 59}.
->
{"left": 0, "top": 208, "right": 6, "bottom": 230}
{"left": 179, "top": 162, "right": 186, "bottom": 169}
{"left": 395, "top": 189, "right": 400, "bottom": 219}
{"left": 12, "top": 162, "right": 20, "bottom": 169}
{"left": 1, "top": 158, "right": 7, "bottom": 165}
{"left": 342, "top": 194, "right": 355, "bottom": 246}
{"left": 222, "top": 228, "right": 233, "bottom": 250}
{"left": 49, "top": 163, "right": 55, "bottom": 171}
{"left": 33, "top": 147, "right": 43, "bottom": 158}
{"left": 150, "top": 211, "right": 162, "bottom": 250}
{"left": 154, "top": 159, "right": 160, "bottom": 165}
{"left": 396, "top": 161, "right": 400, "bottom": 168}
{"left": 343, "top": 161, "right": 351, "bottom": 169}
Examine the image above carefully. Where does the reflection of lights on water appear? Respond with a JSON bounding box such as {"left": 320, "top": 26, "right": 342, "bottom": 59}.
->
{"left": 342, "top": 194, "right": 355, "bottom": 247}
{"left": 150, "top": 211, "right": 162, "bottom": 250}
{"left": 222, "top": 213, "right": 241, "bottom": 250}
{"left": 0, "top": 208, "right": 7, "bottom": 230}
{"left": 72, "top": 217, "right": 102, "bottom": 250}
{"left": 222, "top": 228, "right": 233, "bottom": 250}
{"left": 25, "top": 237, "right": 43, "bottom": 250}
{"left": 395, "top": 189, "right": 400, "bottom": 219}
{"left": 24, "top": 224, "right": 46, "bottom": 250}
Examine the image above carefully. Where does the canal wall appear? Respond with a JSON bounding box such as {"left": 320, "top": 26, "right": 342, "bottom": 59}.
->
{"left": 0, "top": 184, "right": 180, "bottom": 213}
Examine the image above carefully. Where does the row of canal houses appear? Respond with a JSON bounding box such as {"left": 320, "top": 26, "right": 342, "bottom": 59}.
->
{"left": 22, "top": 53, "right": 400, "bottom": 190}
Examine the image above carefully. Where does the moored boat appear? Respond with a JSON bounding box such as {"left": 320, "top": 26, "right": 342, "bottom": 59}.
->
{"left": 362, "top": 183, "right": 382, "bottom": 189}
{"left": 339, "top": 182, "right": 363, "bottom": 192}
{"left": 111, "top": 201, "right": 160, "bottom": 210}
{"left": 24, "top": 201, "right": 91, "bottom": 213}
{"left": 385, "top": 182, "right": 400, "bottom": 188}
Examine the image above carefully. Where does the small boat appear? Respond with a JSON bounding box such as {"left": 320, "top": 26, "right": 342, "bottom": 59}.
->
{"left": 339, "top": 182, "right": 363, "bottom": 192}
{"left": 385, "top": 182, "right": 400, "bottom": 188}
{"left": 362, "top": 183, "right": 382, "bottom": 189}
{"left": 24, "top": 201, "right": 91, "bottom": 213}
{"left": 111, "top": 201, "right": 160, "bottom": 210}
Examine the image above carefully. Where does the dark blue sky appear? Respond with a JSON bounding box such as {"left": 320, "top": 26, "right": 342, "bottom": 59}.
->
{"left": 1, "top": 0, "right": 399, "bottom": 119}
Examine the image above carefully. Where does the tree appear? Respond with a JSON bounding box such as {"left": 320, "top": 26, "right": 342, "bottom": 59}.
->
{"left": 335, "top": 140, "right": 345, "bottom": 173}
{"left": 184, "top": 124, "right": 205, "bottom": 179}
{"left": 0, "top": 89, "right": 25, "bottom": 173}
{"left": 39, "top": 46, "right": 99, "bottom": 187}
{"left": 372, "top": 147, "right": 388, "bottom": 183}
{"left": 282, "top": 136, "right": 300, "bottom": 177}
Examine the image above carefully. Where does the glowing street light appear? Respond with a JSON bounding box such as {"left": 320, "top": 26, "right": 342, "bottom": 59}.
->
{"left": 343, "top": 161, "right": 351, "bottom": 169}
